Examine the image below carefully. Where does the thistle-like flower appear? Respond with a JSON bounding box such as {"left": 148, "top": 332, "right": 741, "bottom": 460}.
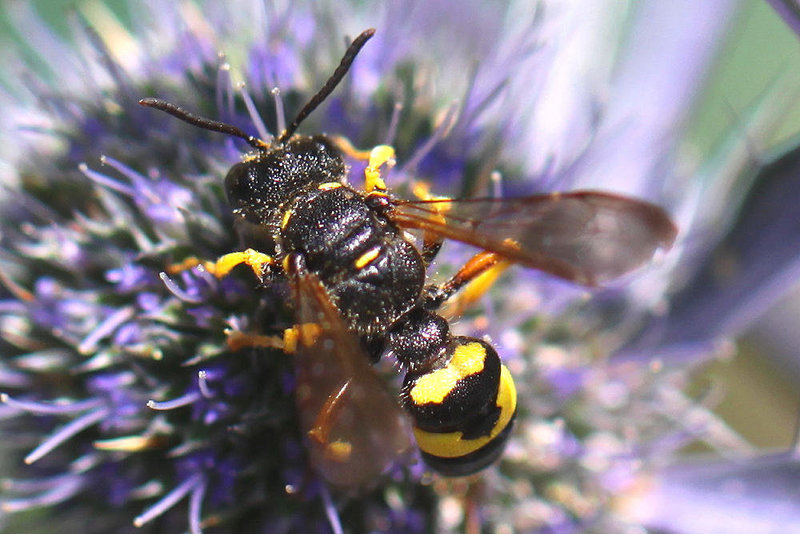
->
{"left": 2, "top": 1, "right": 800, "bottom": 533}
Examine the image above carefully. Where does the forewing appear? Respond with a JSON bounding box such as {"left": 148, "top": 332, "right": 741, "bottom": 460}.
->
{"left": 392, "top": 191, "right": 677, "bottom": 286}
{"left": 290, "top": 265, "right": 412, "bottom": 489}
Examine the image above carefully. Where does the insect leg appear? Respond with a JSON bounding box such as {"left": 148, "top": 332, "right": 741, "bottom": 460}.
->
{"left": 307, "top": 379, "right": 355, "bottom": 462}
{"left": 327, "top": 136, "right": 396, "bottom": 193}
{"left": 281, "top": 323, "right": 322, "bottom": 354}
{"left": 225, "top": 330, "right": 285, "bottom": 352}
{"left": 363, "top": 145, "right": 395, "bottom": 192}
{"left": 425, "top": 250, "right": 510, "bottom": 316}
{"left": 328, "top": 135, "right": 372, "bottom": 160}
{"left": 409, "top": 182, "right": 454, "bottom": 264}
{"left": 225, "top": 322, "right": 326, "bottom": 355}
{"left": 167, "top": 249, "right": 275, "bottom": 282}
{"left": 168, "top": 251, "right": 282, "bottom": 352}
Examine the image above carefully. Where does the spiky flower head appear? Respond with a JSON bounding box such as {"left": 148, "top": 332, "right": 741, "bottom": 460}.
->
{"left": 2, "top": 1, "right": 800, "bottom": 533}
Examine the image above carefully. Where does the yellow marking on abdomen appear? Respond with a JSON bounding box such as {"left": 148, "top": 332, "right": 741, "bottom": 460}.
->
{"left": 409, "top": 342, "right": 486, "bottom": 405}
{"left": 413, "top": 365, "right": 516, "bottom": 458}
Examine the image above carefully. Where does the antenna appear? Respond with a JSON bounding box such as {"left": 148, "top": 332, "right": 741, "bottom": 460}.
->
{"left": 139, "top": 28, "right": 376, "bottom": 149}
{"left": 278, "top": 28, "right": 376, "bottom": 143}
{"left": 138, "top": 98, "right": 268, "bottom": 150}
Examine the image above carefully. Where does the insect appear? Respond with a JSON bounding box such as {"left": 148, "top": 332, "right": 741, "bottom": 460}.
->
{"left": 140, "top": 28, "right": 677, "bottom": 489}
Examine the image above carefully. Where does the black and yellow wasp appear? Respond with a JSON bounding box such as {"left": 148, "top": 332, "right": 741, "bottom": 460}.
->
{"left": 140, "top": 29, "right": 677, "bottom": 489}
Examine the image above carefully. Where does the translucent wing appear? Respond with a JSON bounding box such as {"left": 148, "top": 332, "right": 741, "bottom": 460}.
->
{"left": 288, "top": 259, "right": 412, "bottom": 489}
{"left": 391, "top": 191, "right": 677, "bottom": 286}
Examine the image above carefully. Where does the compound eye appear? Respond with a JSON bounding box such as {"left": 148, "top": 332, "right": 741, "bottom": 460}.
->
{"left": 224, "top": 160, "right": 275, "bottom": 224}
{"left": 224, "top": 161, "right": 254, "bottom": 211}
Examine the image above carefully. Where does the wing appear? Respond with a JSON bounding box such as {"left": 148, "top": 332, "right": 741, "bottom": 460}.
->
{"left": 288, "top": 258, "right": 412, "bottom": 490}
{"left": 391, "top": 191, "right": 678, "bottom": 286}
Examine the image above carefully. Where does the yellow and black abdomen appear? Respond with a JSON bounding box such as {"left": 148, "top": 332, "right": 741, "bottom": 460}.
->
{"left": 400, "top": 337, "right": 517, "bottom": 476}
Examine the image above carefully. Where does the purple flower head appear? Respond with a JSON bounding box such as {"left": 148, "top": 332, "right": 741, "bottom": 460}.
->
{"left": 2, "top": 1, "right": 800, "bottom": 533}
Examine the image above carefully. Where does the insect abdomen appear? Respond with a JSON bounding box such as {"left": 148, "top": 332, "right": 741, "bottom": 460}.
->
{"left": 400, "top": 337, "right": 517, "bottom": 476}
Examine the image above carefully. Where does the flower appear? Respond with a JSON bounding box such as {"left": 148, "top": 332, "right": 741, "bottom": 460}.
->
{"left": 2, "top": 1, "right": 800, "bottom": 533}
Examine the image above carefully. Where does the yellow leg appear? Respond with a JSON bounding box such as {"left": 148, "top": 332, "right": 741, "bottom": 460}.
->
{"left": 411, "top": 181, "right": 440, "bottom": 202}
{"left": 225, "top": 330, "right": 285, "bottom": 352}
{"left": 328, "top": 135, "right": 373, "bottom": 160}
{"left": 281, "top": 323, "right": 323, "bottom": 354}
{"left": 429, "top": 250, "right": 510, "bottom": 317}
{"left": 327, "top": 136, "right": 396, "bottom": 193}
{"left": 364, "top": 145, "right": 395, "bottom": 192}
{"left": 442, "top": 260, "right": 510, "bottom": 319}
{"left": 225, "top": 322, "right": 325, "bottom": 354}
{"left": 410, "top": 181, "right": 453, "bottom": 263}
{"left": 167, "top": 248, "right": 274, "bottom": 280}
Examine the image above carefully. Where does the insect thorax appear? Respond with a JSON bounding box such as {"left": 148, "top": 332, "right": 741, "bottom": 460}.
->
{"left": 281, "top": 185, "right": 426, "bottom": 337}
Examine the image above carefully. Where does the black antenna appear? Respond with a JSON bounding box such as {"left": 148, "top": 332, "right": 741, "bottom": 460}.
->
{"left": 278, "top": 28, "right": 376, "bottom": 143}
{"left": 138, "top": 98, "right": 268, "bottom": 150}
